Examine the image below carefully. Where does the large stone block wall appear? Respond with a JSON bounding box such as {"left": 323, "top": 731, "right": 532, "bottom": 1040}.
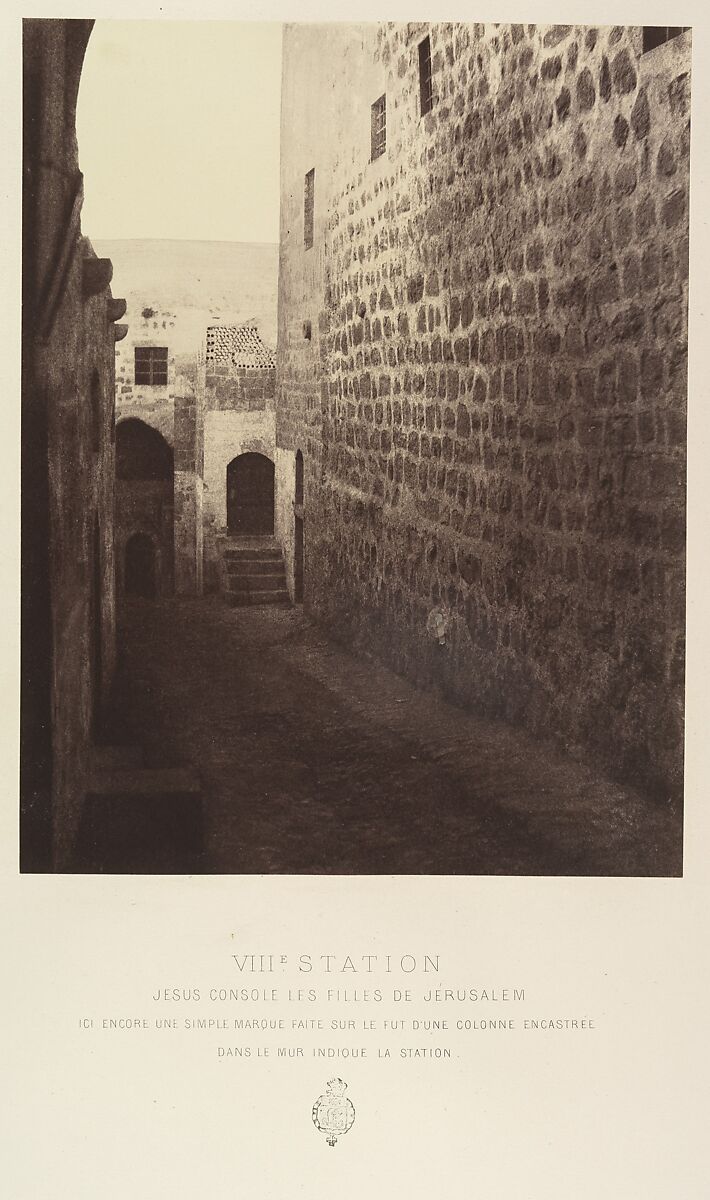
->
{"left": 204, "top": 362, "right": 276, "bottom": 412}
{"left": 277, "top": 23, "right": 690, "bottom": 801}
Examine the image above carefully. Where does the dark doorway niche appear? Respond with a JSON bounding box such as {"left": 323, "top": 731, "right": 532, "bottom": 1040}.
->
{"left": 125, "top": 532, "right": 157, "bottom": 598}
{"left": 294, "top": 449, "right": 304, "bottom": 603}
{"left": 227, "top": 453, "right": 275, "bottom": 535}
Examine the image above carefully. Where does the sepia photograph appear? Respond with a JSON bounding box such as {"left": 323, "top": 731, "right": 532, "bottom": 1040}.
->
{"left": 21, "top": 19, "right": 690, "bottom": 876}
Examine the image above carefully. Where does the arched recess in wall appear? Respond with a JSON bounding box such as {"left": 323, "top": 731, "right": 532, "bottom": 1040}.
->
{"left": 226, "top": 452, "right": 275, "bottom": 535}
{"left": 294, "top": 450, "right": 304, "bottom": 604}
{"left": 116, "top": 418, "right": 173, "bottom": 480}
{"left": 116, "top": 419, "right": 174, "bottom": 597}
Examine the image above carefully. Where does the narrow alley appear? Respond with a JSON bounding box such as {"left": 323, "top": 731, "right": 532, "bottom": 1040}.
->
{"left": 22, "top": 22, "right": 689, "bottom": 876}
{"left": 79, "top": 597, "right": 681, "bottom": 877}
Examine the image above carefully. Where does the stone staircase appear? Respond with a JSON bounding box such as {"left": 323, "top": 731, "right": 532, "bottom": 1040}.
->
{"left": 219, "top": 536, "right": 290, "bottom": 607}
{"left": 71, "top": 743, "right": 204, "bottom": 873}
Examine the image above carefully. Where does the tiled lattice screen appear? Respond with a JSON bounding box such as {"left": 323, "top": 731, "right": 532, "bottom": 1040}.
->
{"left": 205, "top": 325, "right": 276, "bottom": 370}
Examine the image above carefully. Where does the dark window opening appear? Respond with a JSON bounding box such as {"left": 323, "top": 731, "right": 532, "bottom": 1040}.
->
{"left": 642, "top": 27, "right": 690, "bottom": 53}
{"left": 304, "top": 168, "right": 315, "bottom": 250}
{"left": 419, "top": 35, "right": 433, "bottom": 117}
{"left": 134, "top": 345, "right": 168, "bottom": 386}
{"left": 303, "top": 320, "right": 312, "bottom": 340}
{"left": 371, "top": 93, "right": 387, "bottom": 160}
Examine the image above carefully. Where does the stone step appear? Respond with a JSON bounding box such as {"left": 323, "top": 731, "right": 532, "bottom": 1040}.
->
{"left": 223, "top": 547, "right": 283, "bottom": 562}
{"left": 74, "top": 770, "right": 204, "bottom": 873}
{"left": 226, "top": 589, "right": 291, "bottom": 607}
{"left": 90, "top": 743, "right": 144, "bottom": 771}
{"left": 227, "top": 572, "right": 286, "bottom": 591}
{"left": 219, "top": 539, "right": 290, "bottom": 608}
{"left": 225, "top": 559, "right": 286, "bottom": 577}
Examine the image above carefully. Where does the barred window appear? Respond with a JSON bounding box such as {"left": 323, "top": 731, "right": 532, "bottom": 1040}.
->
{"left": 304, "top": 168, "right": 315, "bottom": 250}
{"left": 642, "top": 27, "right": 690, "bottom": 53}
{"left": 371, "top": 94, "right": 387, "bottom": 160}
{"left": 419, "top": 35, "right": 433, "bottom": 116}
{"left": 134, "top": 346, "right": 168, "bottom": 386}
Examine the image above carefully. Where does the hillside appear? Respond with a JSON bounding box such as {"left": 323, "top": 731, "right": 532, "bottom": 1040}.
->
{"left": 91, "top": 239, "right": 279, "bottom": 351}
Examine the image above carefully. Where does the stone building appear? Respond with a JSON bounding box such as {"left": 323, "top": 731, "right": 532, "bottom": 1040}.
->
{"left": 112, "top": 302, "right": 201, "bottom": 598}
{"left": 276, "top": 23, "right": 690, "bottom": 803}
{"left": 106, "top": 259, "right": 278, "bottom": 599}
{"left": 200, "top": 324, "right": 277, "bottom": 592}
{"left": 21, "top": 19, "right": 126, "bottom": 869}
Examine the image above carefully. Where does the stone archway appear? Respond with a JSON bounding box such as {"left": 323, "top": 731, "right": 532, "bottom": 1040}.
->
{"left": 226, "top": 452, "right": 275, "bottom": 535}
{"left": 116, "top": 418, "right": 173, "bottom": 481}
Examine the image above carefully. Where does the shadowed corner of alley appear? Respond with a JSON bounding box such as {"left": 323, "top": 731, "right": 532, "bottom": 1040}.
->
{"left": 71, "top": 597, "right": 683, "bottom": 878}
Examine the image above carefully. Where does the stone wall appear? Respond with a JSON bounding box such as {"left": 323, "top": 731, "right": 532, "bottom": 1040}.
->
{"left": 115, "top": 479, "right": 174, "bottom": 597}
{"left": 275, "top": 446, "right": 298, "bottom": 598}
{"left": 114, "top": 304, "right": 203, "bottom": 596}
{"left": 22, "top": 20, "right": 124, "bottom": 868}
{"left": 115, "top": 303, "right": 178, "bottom": 443}
{"left": 174, "top": 391, "right": 204, "bottom": 595}
{"left": 202, "top": 362, "right": 276, "bottom": 587}
{"left": 277, "top": 23, "right": 690, "bottom": 802}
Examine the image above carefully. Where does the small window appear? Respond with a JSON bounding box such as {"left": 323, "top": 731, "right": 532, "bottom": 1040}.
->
{"left": 642, "top": 27, "right": 690, "bottom": 53}
{"left": 303, "top": 320, "right": 312, "bottom": 341}
{"left": 419, "top": 35, "right": 433, "bottom": 117}
{"left": 134, "top": 346, "right": 168, "bottom": 386}
{"left": 304, "top": 168, "right": 315, "bottom": 250}
{"left": 371, "top": 94, "right": 387, "bottom": 160}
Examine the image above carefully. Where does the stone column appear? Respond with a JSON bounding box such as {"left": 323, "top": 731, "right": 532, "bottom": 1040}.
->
{"left": 173, "top": 387, "right": 203, "bottom": 594}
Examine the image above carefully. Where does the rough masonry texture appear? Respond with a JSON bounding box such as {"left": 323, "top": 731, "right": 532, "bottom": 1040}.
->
{"left": 277, "top": 23, "right": 690, "bottom": 802}
{"left": 111, "top": 290, "right": 277, "bottom": 598}
{"left": 201, "top": 326, "right": 276, "bottom": 590}
{"left": 22, "top": 19, "right": 123, "bottom": 868}
{"left": 103, "top": 239, "right": 279, "bottom": 600}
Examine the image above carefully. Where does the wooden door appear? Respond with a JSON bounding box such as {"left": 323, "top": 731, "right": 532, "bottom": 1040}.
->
{"left": 227, "top": 454, "right": 274, "bottom": 535}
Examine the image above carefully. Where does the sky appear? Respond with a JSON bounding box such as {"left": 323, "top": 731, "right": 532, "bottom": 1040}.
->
{"left": 76, "top": 21, "right": 283, "bottom": 243}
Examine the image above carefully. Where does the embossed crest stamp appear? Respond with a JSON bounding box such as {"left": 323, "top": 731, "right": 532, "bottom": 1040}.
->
{"left": 312, "top": 1077, "right": 356, "bottom": 1147}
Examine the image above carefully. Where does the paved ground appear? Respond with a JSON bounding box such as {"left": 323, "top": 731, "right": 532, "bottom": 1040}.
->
{"left": 109, "top": 597, "right": 682, "bottom": 876}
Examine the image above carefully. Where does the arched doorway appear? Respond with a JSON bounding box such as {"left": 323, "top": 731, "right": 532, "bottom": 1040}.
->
{"left": 294, "top": 450, "right": 304, "bottom": 603}
{"left": 125, "top": 533, "right": 156, "bottom": 598}
{"left": 227, "top": 453, "right": 274, "bottom": 535}
{"left": 116, "top": 419, "right": 174, "bottom": 597}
